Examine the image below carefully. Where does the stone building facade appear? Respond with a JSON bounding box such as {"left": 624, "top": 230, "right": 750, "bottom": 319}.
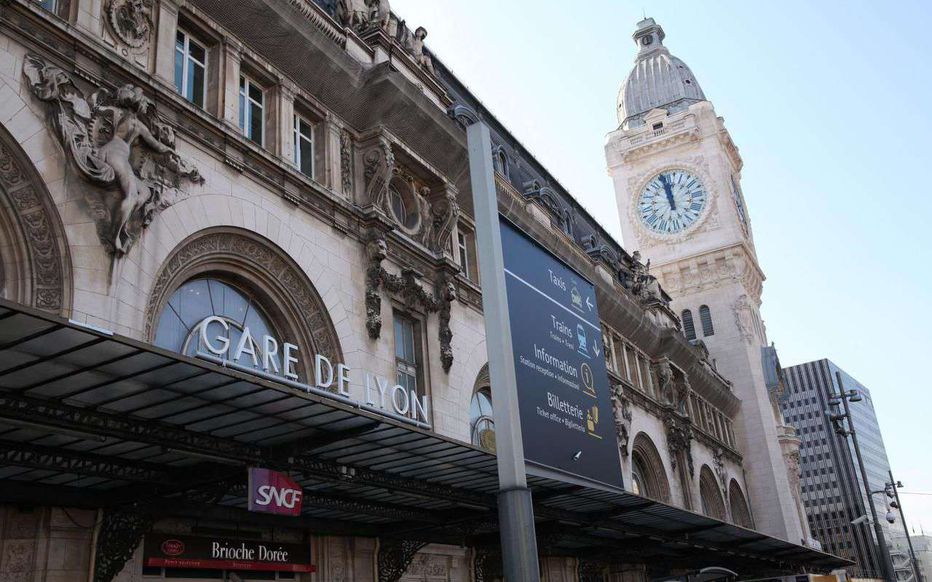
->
{"left": 0, "top": 2, "right": 834, "bottom": 581}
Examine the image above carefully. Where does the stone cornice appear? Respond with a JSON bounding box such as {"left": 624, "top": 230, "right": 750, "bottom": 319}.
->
{"left": 653, "top": 242, "right": 765, "bottom": 303}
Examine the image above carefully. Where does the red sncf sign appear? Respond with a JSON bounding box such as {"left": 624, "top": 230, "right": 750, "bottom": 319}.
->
{"left": 247, "top": 468, "right": 303, "bottom": 517}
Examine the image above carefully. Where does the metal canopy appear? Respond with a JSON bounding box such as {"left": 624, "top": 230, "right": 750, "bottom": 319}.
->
{"left": 0, "top": 299, "right": 850, "bottom": 576}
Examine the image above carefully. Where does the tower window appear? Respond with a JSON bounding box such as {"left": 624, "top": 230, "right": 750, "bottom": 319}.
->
{"left": 681, "top": 309, "right": 696, "bottom": 341}
{"left": 699, "top": 305, "right": 714, "bottom": 337}
{"left": 652, "top": 123, "right": 663, "bottom": 131}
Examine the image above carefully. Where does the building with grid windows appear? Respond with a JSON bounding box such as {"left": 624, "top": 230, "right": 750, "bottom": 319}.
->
{"left": 783, "top": 359, "right": 909, "bottom": 579}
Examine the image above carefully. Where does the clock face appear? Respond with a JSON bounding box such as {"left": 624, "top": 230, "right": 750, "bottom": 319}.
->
{"left": 638, "top": 170, "right": 708, "bottom": 234}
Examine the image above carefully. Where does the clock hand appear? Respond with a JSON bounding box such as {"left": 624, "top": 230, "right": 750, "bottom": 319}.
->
{"left": 659, "top": 174, "right": 676, "bottom": 210}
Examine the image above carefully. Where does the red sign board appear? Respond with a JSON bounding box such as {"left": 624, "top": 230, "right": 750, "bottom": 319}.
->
{"left": 144, "top": 534, "right": 314, "bottom": 573}
{"left": 248, "top": 468, "right": 303, "bottom": 516}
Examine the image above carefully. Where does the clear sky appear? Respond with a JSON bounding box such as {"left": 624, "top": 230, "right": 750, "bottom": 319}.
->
{"left": 391, "top": 0, "right": 932, "bottom": 533}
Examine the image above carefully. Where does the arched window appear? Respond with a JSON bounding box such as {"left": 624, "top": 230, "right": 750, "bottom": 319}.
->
{"left": 154, "top": 278, "right": 280, "bottom": 369}
{"left": 470, "top": 388, "right": 495, "bottom": 452}
{"left": 630, "top": 433, "right": 671, "bottom": 503}
{"left": 699, "top": 466, "right": 727, "bottom": 520}
{"left": 493, "top": 147, "right": 509, "bottom": 179}
{"left": 699, "top": 305, "right": 714, "bottom": 337}
{"left": 729, "top": 480, "right": 754, "bottom": 528}
{"left": 681, "top": 309, "right": 696, "bottom": 341}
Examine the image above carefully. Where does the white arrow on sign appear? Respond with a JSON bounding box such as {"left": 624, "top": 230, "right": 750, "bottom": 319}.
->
{"left": 593, "top": 342, "right": 601, "bottom": 356}
{"left": 586, "top": 297, "right": 594, "bottom": 311}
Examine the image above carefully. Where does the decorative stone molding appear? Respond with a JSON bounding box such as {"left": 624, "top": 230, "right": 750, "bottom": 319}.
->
{"left": 377, "top": 539, "right": 429, "bottom": 582}
{"left": 24, "top": 55, "right": 204, "bottom": 257}
{"left": 144, "top": 229, "right": 342, "bottom": 365}
{"left": 0, "top": 124, "right": 70, "bottom": 314}
{"left": 365, "top": 229, "right": 456, "bottom": 372}
{"left": 105, "top": 0, "right": 154, "bottom": 51}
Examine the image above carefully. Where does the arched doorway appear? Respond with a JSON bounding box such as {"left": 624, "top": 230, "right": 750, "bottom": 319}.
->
{"left": 0, "top": 123, "right": 71, "bottom": 314}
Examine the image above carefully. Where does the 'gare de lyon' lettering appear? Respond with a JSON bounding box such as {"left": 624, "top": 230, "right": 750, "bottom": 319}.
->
{"left": 197, "top": 316, "right": 429, "bottom": 423}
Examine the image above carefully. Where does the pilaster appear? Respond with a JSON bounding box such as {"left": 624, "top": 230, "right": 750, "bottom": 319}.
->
{"left": 153, "top": 0, "right": 180, "bottom": 89}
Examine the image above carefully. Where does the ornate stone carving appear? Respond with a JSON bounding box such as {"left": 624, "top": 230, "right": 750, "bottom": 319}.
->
{"left": 364, "top": 230, "right": 456, "bottom": 372}
{"left": 145, "top": 230, "right": 342, "bottom": 364}
{"left": 784, "top": 449, "right": 801, "bottom": 491}
{"left": 377, "top": 538, "right": 427, "bottom": 582}
{"left": 105, "top": 0, "right": 154, "bottom": 50}
{"left": 733, "top": 294, "right": 755, "bottom": 344}
{"left": 428, "top": 187, "right": 459, "bottom": 253}
{"left": 337, "top": 0, "right": 390, "bottom": 32}
{"left": 611, "top": 383, "right": 633, "bottom": 457}
{"left": 340, "top": 129, "right": 354, "bottom": 195}
{"left": 665, "top": 412, "right": 694, "bottom": 478}
{"left": 713, "top": 447, "right": 727, "bottom": 491}
{"left": 654, "top": 360, "right": 675, "bottom": 406}
{"left": 629, "top": 250, "right": 665, "bottom": 306}
{"left": 24, "top": 55, "right": 204, "bottom": 256}
{"left": 0, "top": 125, "right": 69, "bottom": 314}
{"left": 364, "top": 138, "right": 395, "bottom": 213}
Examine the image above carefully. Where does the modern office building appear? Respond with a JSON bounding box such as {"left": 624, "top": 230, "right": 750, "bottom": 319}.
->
{"left": 783, "top": 359, "right": 909, "bottom": 580}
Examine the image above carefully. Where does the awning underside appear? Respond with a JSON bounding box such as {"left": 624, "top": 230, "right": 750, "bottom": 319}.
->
{"left": 0, "top": 300, "right": 849, "bottom": 576}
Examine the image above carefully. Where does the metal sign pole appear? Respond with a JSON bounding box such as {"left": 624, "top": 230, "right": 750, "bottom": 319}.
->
{"left": 467, "top": 121, "right": 541, "bottom": 581}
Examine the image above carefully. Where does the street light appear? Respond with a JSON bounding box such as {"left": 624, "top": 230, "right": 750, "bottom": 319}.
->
{"left": 887, "top": 473, "right": 924, "bottom": 582}
{"left": 829, "top": 372, "right": 895, "bottom": 581}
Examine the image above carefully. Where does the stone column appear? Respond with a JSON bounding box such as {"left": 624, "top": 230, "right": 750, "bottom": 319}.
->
{"left": 153, "top": 0, "right": 181, "bottom": 90}
{"left": 74, "top": 0, "right": 103, "bottom": 37}
{"left": 220, "top": 39, "right": 243, "bottom": 132}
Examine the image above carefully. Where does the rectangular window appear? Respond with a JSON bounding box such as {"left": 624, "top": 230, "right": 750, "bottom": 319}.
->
{"left": 175, "top": 30, "right": 207, "bottom": 109}
{"left": 455, "top": 229, "right": 480, "bottom": 282}
{"left": 239, "top": 75, "right": 264, "bottom": 146}
{"left": 293, "top": 113, "right": 314, "bottom": 178}
{"left": 37, "top": 0, "right": 58, "bottom": 12}
{"left": 394, "top": 313, "right": 424, "bottom": 400}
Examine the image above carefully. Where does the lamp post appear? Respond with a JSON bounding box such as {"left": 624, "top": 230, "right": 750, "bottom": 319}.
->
{"left": 828, "top": 371, "right": 895, "bottom": 581}
{"left": 888, "top": 471, "right": 924, "bottom": 582}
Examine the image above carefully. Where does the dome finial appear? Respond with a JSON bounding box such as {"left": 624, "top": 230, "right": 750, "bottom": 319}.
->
{"left": 633, "top": 17, "right": 665, "bottom": 54}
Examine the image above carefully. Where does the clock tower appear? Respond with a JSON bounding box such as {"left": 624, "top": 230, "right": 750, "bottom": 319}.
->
{"left": 606, "top": 18, "right": 810, "bottom": 544}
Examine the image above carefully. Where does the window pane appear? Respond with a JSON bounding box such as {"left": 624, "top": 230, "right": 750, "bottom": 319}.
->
{"left": 393, "top": 318, "right": 405, "bottom": 360}
{"left": 189, "top": 62, "right": 205, "bottom": 108}
{"left": 299, "top": 138, "right": 314, "bottom": 177}
{"left": 189, "top": 39, "right": 206, "bottom": 64}
{"left": 174, "top": 51, "right": 184, "bottom": 96}
{"left": 38, "top": 0, "right": 57, "bottom": 12}
{"left": 249, "top": 102, "right": 263, "bottom": 144}
{"left": 249, "top": 82, "right": 263, "bottom": 104}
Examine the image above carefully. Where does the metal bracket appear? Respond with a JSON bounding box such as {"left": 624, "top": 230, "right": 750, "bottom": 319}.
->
{"left": 377, "top": 538, "right": 429, "bottom": 582}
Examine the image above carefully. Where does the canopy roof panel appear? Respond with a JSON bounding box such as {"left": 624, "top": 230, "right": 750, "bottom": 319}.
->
{"left": 0, "top": 299, "right": 849, "bottom": 576}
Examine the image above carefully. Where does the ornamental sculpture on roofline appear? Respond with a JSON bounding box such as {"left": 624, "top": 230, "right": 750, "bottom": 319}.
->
{"left": 24, "top": 55, "right": 204, "bottom": 257}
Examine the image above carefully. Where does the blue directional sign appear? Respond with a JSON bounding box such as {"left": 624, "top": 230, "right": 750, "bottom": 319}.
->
{"left": 500, "top": 218, "right": 623, "bottom": 487}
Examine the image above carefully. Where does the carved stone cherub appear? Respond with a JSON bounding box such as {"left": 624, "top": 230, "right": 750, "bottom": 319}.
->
{"left": 23, "top": 55, "right": 203, "bottom": 257}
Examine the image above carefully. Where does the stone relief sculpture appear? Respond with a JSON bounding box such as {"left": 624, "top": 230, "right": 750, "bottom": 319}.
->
{"left": 654, "top": 360, "right": 675, "bottom": 407}
{"left": 733, "top": 294, "right": 756, "bottom": 344}
{"left": 665, "top": 413, "right": 695, "bottom": 478}
{"left": 336, "top": 0, "right": 370, "bottom": 30}
{"left": 674, "top": 376, "right": 691, "bottom": 417}
{"left": 611, "top": 384, "right": 633, "bottom": 457}
{"left": 405, "top": 26, "right": 435, "bottom": 74}
{"left": 713, "top": 447, "right": 728, "bottom": 491}
{"left": 106, "top": 0, "right": 154, "bottom": 49}
{"left": 629, "top": 250, "right": 664, "bottom": 305}
{"left": 24, "top": 55, "right": 204, "bottom": 257}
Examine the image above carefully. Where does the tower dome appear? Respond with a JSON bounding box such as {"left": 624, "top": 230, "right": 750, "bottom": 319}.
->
{"left": 617, "top": 18, "right": 706, "bottom": 128}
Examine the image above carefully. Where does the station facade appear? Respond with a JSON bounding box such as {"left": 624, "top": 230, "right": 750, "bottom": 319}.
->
{"left": 0, "top": 1, "right": 844, "bottom": 580}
